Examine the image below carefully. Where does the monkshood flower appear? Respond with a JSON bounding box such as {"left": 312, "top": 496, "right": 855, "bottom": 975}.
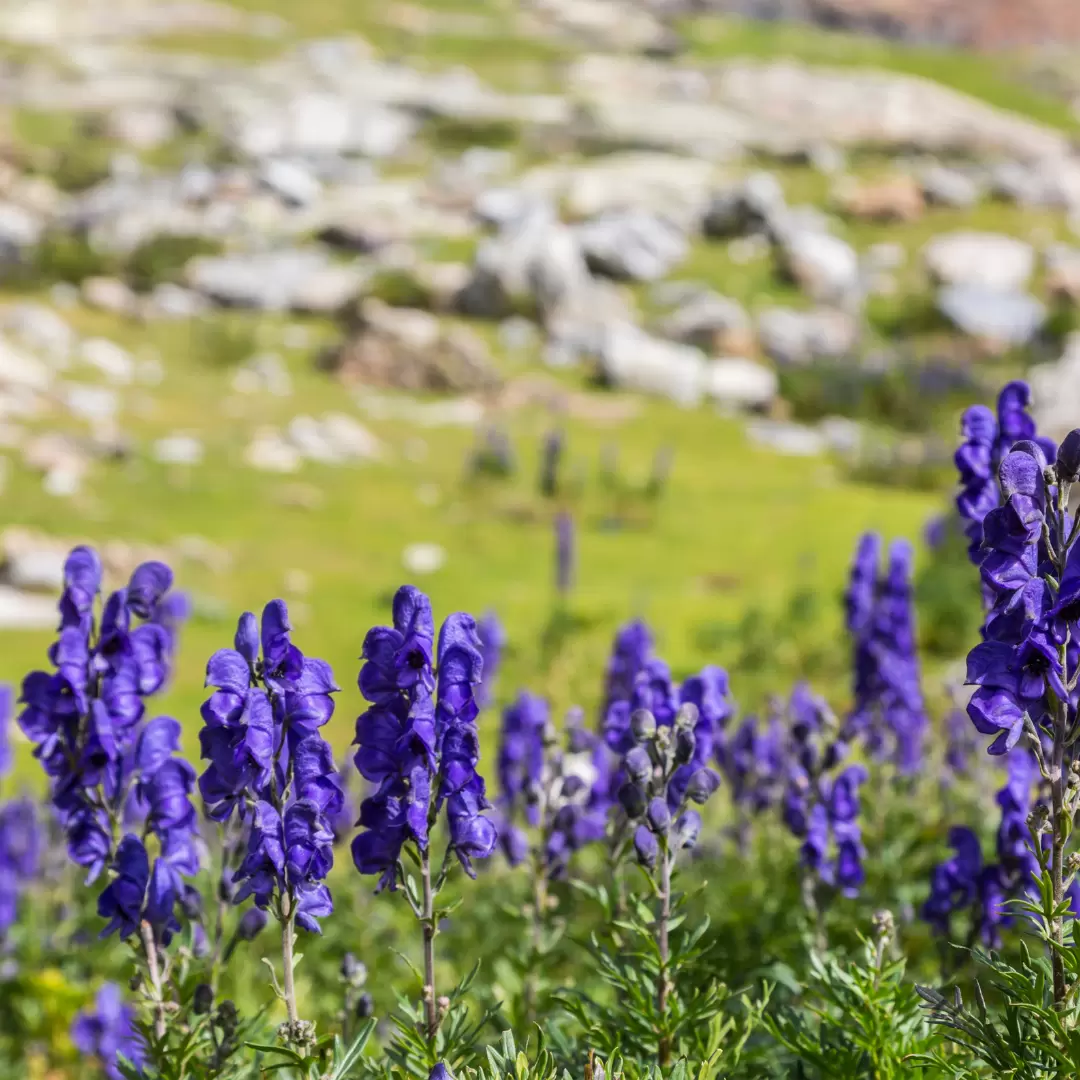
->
{"left": 17, "top": 547, "right": 198, "bottom": 948}
{"left": 71, "top": 983, "right": 146, "bottom": 1080}
{"left": 0, "top": 682, "right": 11, "bottom": 777}
{"left": 351, "top": 585, "right": 496, "bottom": 1042}
{"left": 352, "top": 586, "right": 496, "bottom": 889}
{"left": 602, "top": 620, "right": 654, "bottom": 717}
{"left": 921, "top": 826, "right": 982, "bottom": 936}
{"left": 476, "top": 611, "right": 506, "bottom": 710}
{"left": 670, "top": 665, "right": 733, "bottom": 808}
{"left": 722, "top": 711, "right": 785, "bottom": 816}
{"left": 800, "top": 764, "right": 869, "bottom": 899}
{"left": 0, "top": 797, "right": 40, "bottom": 935}
{"left": 604, "top": 658, "right": 678, "bottom": 756}
{"left": 555, "top": 512, "right": 575, "bottom": 596}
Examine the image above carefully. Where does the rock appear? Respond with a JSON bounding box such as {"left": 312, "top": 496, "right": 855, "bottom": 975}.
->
{"left": 82, "top": 277, "right": 137, "bottom": 317}
{"left": 1030, "top": 332, "right": 1080, "bottom": 436}
{"left": 473, "top": 188, "right": 539, "bottom": 230}
{"left": 145, "top": 283, "right": 209, "bottom": 320}
{"left": 0, "top": 539, "right": 65, "bottom": 592}
{"left": 864, "top": 242, "right": 906, "bottom": 272}
{"left": 920, "top": 165, "right": 983, "bottom": 208}
{"left": 153, "top": 434, "right": 204, "bottom": 466}
{"left": 1, "top": 304, "right": 74, "bottom": 362}
{"left": 79, "top": 338, "right": 135, "bottom": 384}
{"left": 320, "top": 413, "right": 383, "bottom": 461}
{"left": 659, "top": 292, "right": 753, "bottom": 355}
{"left": 186, "top": 249, "right": 353, "bottom": 311}
{"left": 106, "top": 104, "right": 177, "bottom": 149}
{"left": 0, "top": 202, "right": 43, "bottom": 254}
{"left": 757, "top": 307, "right": 858, "bottom": 365}
{"left": 0, "top": 585, "right": 58, "bottom": 629}
{"left": 777, "top": 230, "right": 860, "bottom": 306}
{"left": 1045, "top": 245, "right": 1080, "bottom": 305}
{"left": 328, "top": 298, "right": 502, "bottom": 394}
{"left": 402, "top": 542, "right": 446, "bottom": 575}
{"left": 836, "top": 175, "right": 924, "bottom": 222}
{"left": 0, "top": 336, "right": 51, "bottom": 390}
{"left": 292, "top": 265, "right": 366, "bottom": 315}
{"left": 499, "top": 316, "right": 538, "bottom": 352}
{"left": 936, "top": 284, "right": 1046, "bottom": 348}
{"left": 702, "top": 172, "right": 785, "bottom": 239}
{"left": 577, "top": 210, "right": 688, "bottom": 282}
{"left": 459, "top": 204, "right": 591, "bottom": 321}
{"left": 62, "top": 383, "right": 119, "bottom": 424}
{"left": 286, "top": 415, "right": 340, "bottom": 464}
{"left": 260, "top": 159, "right": 322, "bottom": 208}
{"left": 923, "top": 232, "right": 1035, "bottom": 292}
{"left": 745, "top": 419, "right": 826, "bottom": 457}
{"left": 245, "top": 428, "right": 302, "bottom": 473}
{"left": 596, "top": 321, "right": 707, "bottom": 407}
{"left": 232, "top": 353, "right": 293, "bottom": 397}
{"left": 705, "top": 357, "right": 777, "bottom": 410}
{"left": 818, "top": 416, "right": 864, "bottom": 455}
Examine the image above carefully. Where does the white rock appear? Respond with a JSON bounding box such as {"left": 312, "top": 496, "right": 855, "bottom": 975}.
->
{"left": 705, "top": 358, "right": 777, "bottom": 410}
{"left": 79, "top": 338, "right": 135, "bottom": 384}
{"left": 598, "top": 321, "right": 707, "bottom": 407}
{"left": 63, "top": 383, "right": 119, "bottom": 423}
{"left": 1, "top": 304, "right": 73, "bottom": 362}
{"left": 1, "top": 546, "right": 66, "bottom": 591}
{"left": 577, "top": 210, "right": 688, "bottom": 282}
{"left": 153, "top": 434, "right": 204, "bottom": 466}
{"left": 745, "top": 420, "right": 825, "bottom": 456}
{"left": 82, "top": 277, "right": 136, "bottom": 316}
{"left": 0, "top": 202, "right": 42, "bottom": 251}
{"left": 779, "top": 230, "right": 860, "bottom": 305}
{"left": 0, "top": 336, "right": 51, "bottom": 390}
{"left": 321, "top": 413, "right": 382, "bottom": 460}
{"left": 402, "top": 542, "right": 446, "bottom": 575}
{"left": 287, "top": 415, "right": 341, "bottom": 464}
{"left": 245, "top": 428, "right": 302, "bottom": 473}
{"left": 260, "top": 159, "right": 323, "bottom": 208}
{"left": 44, "top": 464, "right": 84, "bottom": 497}
{"left": 936, "top": 284, "right": 1045, "bottom": 347}
{"left": 0, "top": 585, "right": 58, "bottom": 629}
{"left": 923, "top": 231, "right": 1035, "bottom": 292}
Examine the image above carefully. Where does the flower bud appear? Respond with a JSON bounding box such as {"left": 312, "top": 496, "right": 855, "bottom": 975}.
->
{"left": 624, "top": 745, "right": 652, "bottom": 786}
{"left": 645, "top": 796, "right": 670, "bottom": 834}
{"left": 355, "top": 992, "right": 374, "bottom": 1020}
{"left": 633, "top": 824, "right": 658, "bottom": 869}
{"left": 618, "top": 782, "right": 647, "bottom": 819}
{"left": 341, "top": 953, "right": 367, "bottom": 985}
{"left": 216, "top": 1000, "right": 238, "bottom": 1035}
{"left": 561, "top": 774, "right": 586, "bottom": 799}
{"left": 685, "top": 767, "right": 721, "bottom": 805}
{"left": 673, "top": 728, "right": 696, "bottom": 766}
{"left": 872, "top": 909, "right": 895, "bottom": 946}
{"left": 1057, "top": 429, "right": 1080, "bottom": 484}
{"left": 674, "top": 702, "right": 698, "bottom": 732}
{"left": 180, "top": 887, "right": 203, "bottom": 920}
{"left": 237, "top": 907, "right": 269, "bottom": 941}
{"left": 630, "top": 709, "right": 656, "bottom": 742}
{"left": 430, "top": 1066, "right": 454, "bottom": 1080}
{"left": 675, "top": 810, "right": 701, "bottom": 850}
{"left": 193, "top": 983, "right": 214, "bottom": 1015}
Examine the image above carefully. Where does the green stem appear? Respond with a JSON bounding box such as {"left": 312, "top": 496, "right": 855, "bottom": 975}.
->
{"left": 281, "top": 893, "right": 299, "bottom": 1027}
{"left": 421, "top": 846, "right": 439, "bottom": 1042}
{"left": 657, "top": 842, "right": 672, "bottom": 1068}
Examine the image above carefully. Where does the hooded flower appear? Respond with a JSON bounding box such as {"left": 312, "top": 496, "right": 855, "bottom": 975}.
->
{"left": 71, "top": 983, "right": 146, "bottom": 1080}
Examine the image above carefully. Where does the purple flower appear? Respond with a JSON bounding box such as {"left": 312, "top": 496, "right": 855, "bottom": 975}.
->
{"left": 0, "top": 797, "right": 40, "bottom": 935}
{"left": 200, "top": 600, "right": 340, "bottom": 933}
{"left": 71, "top": 983, "right": 146, "bottom": 1080}
{"left": 352, "top": 587, "right": 496, "bottom": 889}
{"left": 0, "top": 683, "right": 12, "bottom": 778}
{"left": 922, "top": 827, "right": 982, "bottom": 934}
{"left": 497, "top": 692, "right": 548, "bottom": 826}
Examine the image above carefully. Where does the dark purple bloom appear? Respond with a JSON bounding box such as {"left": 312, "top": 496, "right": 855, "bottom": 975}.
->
{"left": 98, "top": 835, "right": 151, "bottom": 940}
{"left": 633, "top": 824, "right": 658, "bottom": 868}
{"left": 0, "top": 683, "right": 11, "bottom": 778}
{"left": 352, "top": 587, "right": 496, "bottom": 889}
{"left": 0, "top": 797, "right": 40, "bottom": 935}
{"left": 497, "top": 692, "right": 548, "bottom": 826}
{"left": 71, "top": 983, "right": 146, "bottom": 1080}
{"left": 430, "top": 1065, "right": 454, "bottom": 1080}
{"left": 475, "top": 611, "right": 506, "bottom": 710}
{"left": 922, "top": 827, "right": 982, "bottom": 934}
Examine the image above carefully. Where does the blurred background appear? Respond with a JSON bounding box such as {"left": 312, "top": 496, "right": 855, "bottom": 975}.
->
{"left": 1, "top": 0, "right": 1078, "bottom": 749}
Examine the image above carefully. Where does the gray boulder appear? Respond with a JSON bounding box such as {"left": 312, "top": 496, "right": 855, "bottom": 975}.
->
{"left": 577, "top": 210, "right": 688, "bottom": 282}
{"left": 659, "top": 291, "right": 752, "bottom": 355}
{"left": 596, "top": 321, "right": 706, "bottom": 407}
{"left": 757, "top": 307, "right": 858, "bottom": 365}
{"left": 702, "top": 172, "right": 785, "bottom": 239}
{"left": 777, "top": 230, "right": 860, "bottom": 306}
{"left": 936, "top": 285, "right": 1045, "bottom": 348}
{"left": 920, "top": 165, "right": 982, "bottom": 208}
{"left": 705, "top": 357, "right": 777, "bottom": 410}
{"left": 923, "top": 231, "right": 1035, "bottom": 292}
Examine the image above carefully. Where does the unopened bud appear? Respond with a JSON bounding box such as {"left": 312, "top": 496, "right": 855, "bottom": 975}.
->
{"left": 872, "top": 909, "right": 894, "bottom": 944}
{"left": 1067, "top": 853, "right": 1080, "bottom": 876}
{"left": 437, "top": 995, "right": 450, "bottom": 1016}
{"left": 1057, "top": 429, "right": 1080, "bottom": 483}
{"left": 675, "top": 702, "right": 698, "bottom": 732}
{"left": 618, "top": 782, "right": 647, "bottom": 819}
{"left": 630, "top": 709, "right": 657, "bottom": 742}
{"left": 355, "top": 992, "right": 374, "bottom": 1020}
{"left": 1028, "top": 804, "right": 1051, "bottom": 835}
{"left": 193, "top": 983, "right": 214, "bottom": 1015}
{"left": 673, "top": 727, "right": 696, "bottom": 766}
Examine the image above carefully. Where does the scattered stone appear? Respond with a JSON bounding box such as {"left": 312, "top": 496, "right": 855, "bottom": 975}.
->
{"left": 153, "top": 434, "right": 204, "bottom": 466}
{"left": 79, "top": 338, "right": 135, "bottom": 384}
{"left": 106, "top": 104, "right": 178, "bottom": 149}
{"left": 702, "top": 172, "right": 785, "bottom": 239}
{"left": 82, "top": 277, "right": 137, "bottom": 317}
{"left": 0, "top": 202, "right": 43, "bottom": 255}
{"left": 577, "top": 210, "right": 688, "bottom": 282}
{"left": 260, "top": 159, "right": 322, "bottom": 208}
{"left": 936, "top": 284, "right": 1046, "bottom": 349}
{"left": 835, "top": 175, "right": 924, "bottom": 222}
{"left": 62, "top": 383, "right": 119, "bottom": 424}
{"left": 245, "top": 428, "right": 302, "bottom": 473}
{"left": 0, "top": 336, "right": 52, "bottom": 391}
{"left": 920, "top": 165, "right": 983, "bottom": 208}
{"left": 355, "top": 393, "right": 484, "bottom": 428}
{"left": 499, "top": 316, "right": 539, "bottom": 353}
{"left": 1031, "top": 332, "right": 1080, "bottom": 436}
{"left": 145, "top": 283, "right": 209, "bottom": 320}
{"left": 705, "top": 357, "right": 777, "bottom": 410}
{"left": 777, "top": 230, "right": 860, "bottom": 306}
{"left": 745, "top": 419, "right": 825, "bottom": 457}
{"left": 232, "top": 353, "right": 293, "bottom": 397}
{"left": 923, "top": 231, "right": 1035, "bottom": 292}
{"left": 757, "top": 307, "right": 858, "bottom": 365}
{"left": 596, "top": 321, "right": 707, "bottom": 407}
{"left": 0, "top": 586, "right": 58, "bottom": 629}
{"left": 864, "top": 242, "right": 906, "bottom": 272}
{"left": 402, "top": 542, "right": 446, "bottom": 575}
{"left": 1, "top": 304, "right": 74, "bottom": 362}
{"left": 328, "top": 299, "right": 501, "bottom": 394}
{"left": 1045, "top": 245, "right": 1080, "bottom": 306}
{"left": 659, "top": 292, "right": 753, "bottom": 355}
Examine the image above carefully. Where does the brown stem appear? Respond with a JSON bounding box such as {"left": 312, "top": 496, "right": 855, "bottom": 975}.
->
{"left": 421, "top": 846, "right": 439, "bottom": 1042}
{"left": 139, "top": 920, "right": 167, "bottom": 1041}
{"left": 281, "top": 892, "right": 299, "bottom": 1026}
{"left": 657, "top": 843, "right": 672, "bottom": 1068}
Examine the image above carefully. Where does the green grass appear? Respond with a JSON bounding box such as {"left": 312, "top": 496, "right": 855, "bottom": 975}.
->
{"left": 0, "top": 294, "right": 939, "bottom": 766}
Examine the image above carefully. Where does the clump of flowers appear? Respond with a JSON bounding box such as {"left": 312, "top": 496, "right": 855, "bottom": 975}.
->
{"left": 351, "top": 585, "right": 496, "bottom": 1053}
{"left": 0, "top": 684, "right": 40, "bottom": 936}
{"left": 843, "top": 534, "right": 927, "bottom": 773}
{"left": 17, "top": 548, "right": 198, "bottom": 1037}
{"left": 475, "top": 611, "right": 506, "bottom": 711}
{"left": 198, "top": 599, "right": 341, "bottom": 1045}
{"left": 71, "top": 982, "right": 146, "bottom": 1080}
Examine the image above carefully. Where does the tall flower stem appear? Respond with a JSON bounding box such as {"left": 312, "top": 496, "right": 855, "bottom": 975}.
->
{"left": 139, "top": 920, "right": 167, "bottom": 1041}
{"left": 1050, "top": 682, "right": 1068, "bottom": 1008}
{"left": 656, "top": 840, "right": 672, "bottom": 1068}
{"left": 421, "top": 847, "right": 438, "bottom": 1042}
{"left": 523, "top": 862, "right": 548, "bottom": 1025}
{"left": 280, "top": 892, "right": 300, "bottom": 1028}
